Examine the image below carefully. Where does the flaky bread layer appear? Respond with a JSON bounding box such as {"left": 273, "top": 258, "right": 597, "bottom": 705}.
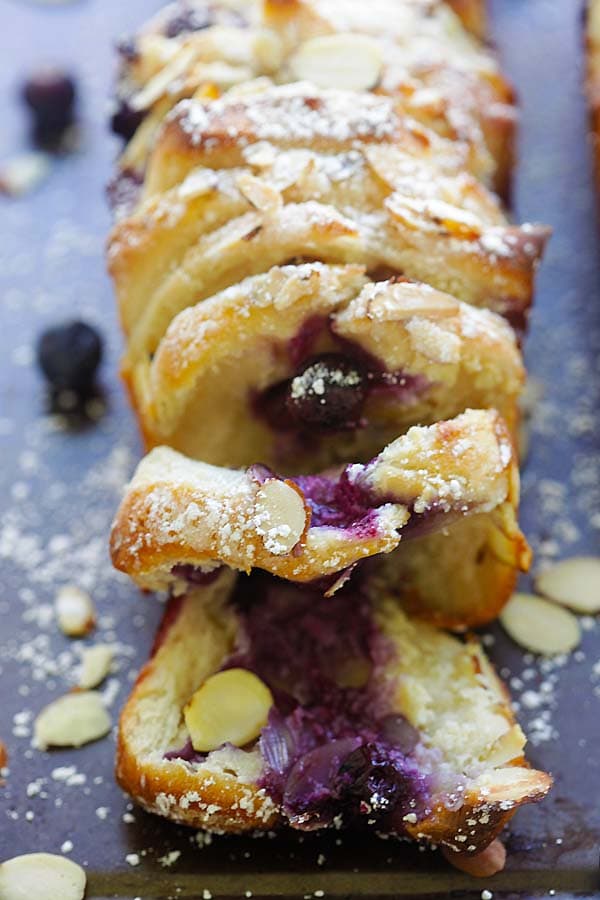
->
{"left": 110, "top": 409, "right": 530, "bottom": 625}
{"left": 116, "top": 573, "right": 551, "bottom": 848}
{"left": 110, "top": 84, "right": 548, "bottom": 369}
{"left": 129, "top": 264, "right": 524, "bottom": 470}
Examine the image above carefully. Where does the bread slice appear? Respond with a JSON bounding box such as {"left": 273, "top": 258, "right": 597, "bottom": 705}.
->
{"left": 111, "top": 0, "right": 513, "bottom": 196}
{"left": 129, "top": 264, "right": 524, "bottom": 471}
{"left": 110, "top": 409, "right": 530, "bottom": 626}
{"left": 116, "top": 568, "right": 551, "bottom": 849}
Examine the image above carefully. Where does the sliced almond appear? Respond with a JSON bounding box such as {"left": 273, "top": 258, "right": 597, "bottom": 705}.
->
{"left": 485, "top": 723, "right": 526, "bottom": 767}
{"left": 0, "top": 739, "right": 7, "bottom": 769}
{"left": 236, "top": 172, "right": 282, "bottom": 215}
{"left": 0, "top": 853, "right": 86, "bottom": 900}
{"left": 254, "top": 479, "right": 308, "bottom": 555}
{"left": 34, "top": 691, "right": 111, "bottom": 749}
{"left": 288, "top": 34, "right": 384, "bottom": 92}
{"left": 500, "top": 592, "right": 581, "bottom": 656}
{"left": 0, "top": 152, "right": 51, "bottom": 197}
{"left": 184, "top": 668, "right": 273, "bottom": 752}
{"left": 130, "top": 44, "right": 197, "bottom": 111}
{"left": 55, "top": 585, "right": 96, "bottom": 637}
{"left": 442, "top": 839, "right": 506, "bottom": 877}
{"left": 535, "top": 557, "right": 600, "bottom": 614}
{"left": 77, "top": 644, "right": 113, "bottom": 690}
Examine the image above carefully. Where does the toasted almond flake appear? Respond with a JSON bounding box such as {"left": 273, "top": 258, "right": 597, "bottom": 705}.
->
{"left": 289, "top": 34, "right": 384, "bottom": 92}
{"left": 34, "top": 691, "right": 111, "bottom": 749}
{"left": 0, "top": 740, "right": 7, "bottom": 769}
{"left": 0, "top": 153, "right": 51, "bottom": 197}
{"left": 130, "top": 44, "right": 197, "bottom": 111}
{"left": 443, "top": 839, "right": 506, "bottom": 877}
{"left": 0, "top": 853, "right": 86, "bottom": 900}
{"left": 236, "top": 173, "right": 282, "bottom": 215}
{"left": 184, "top": 668, "right": 273, "bottom": 752}
{"left": 55, "top": 585, "right": 96, "bottom": 637}
{"left": 500, "top": 593, "right": 581, "bottom": 656}
{"left": 535, "top": 557, "right": 600, "bottom": 614}
{"left": 485, "top": 724, "right": 526, "bottom": 767}
{"left": 77, "top": 644, "right": 113, "bottom": 690}
{"left": 254, "top": 479, "right": 307, "bottom": 555}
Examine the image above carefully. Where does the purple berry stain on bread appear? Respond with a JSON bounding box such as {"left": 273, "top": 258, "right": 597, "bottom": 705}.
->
{"left": 213, "top": 573, "right": 429, "bottom": 830}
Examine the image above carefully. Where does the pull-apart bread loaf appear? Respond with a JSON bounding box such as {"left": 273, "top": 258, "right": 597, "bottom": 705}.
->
{"left": 111, "top": 409, "right": 530, "bottom": 627}
{"left": 116, "top": 567, "right": 551, "bottom": 848}
{"left": 108, "top": 0, "right": 553, "bottom": 859}
{"left": 111, "top": 0, "right": 512, "bottom": 196}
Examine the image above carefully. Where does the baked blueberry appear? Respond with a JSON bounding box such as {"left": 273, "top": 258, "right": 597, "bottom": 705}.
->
{"left": 22, "top": 68, "right": 76, "bottom": 136}
{"left": 110, "top": 100, "right": 145, "bottom": 141}
{"left": 37, "top": 321, "right": 103, "bottom": 393}
{"left": 285, "top": 353, "right": 367, "bottom": 430}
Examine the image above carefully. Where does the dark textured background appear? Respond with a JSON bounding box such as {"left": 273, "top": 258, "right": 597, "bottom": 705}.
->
{"left": 0, "top": 0, "right": 599, "bottom": 897}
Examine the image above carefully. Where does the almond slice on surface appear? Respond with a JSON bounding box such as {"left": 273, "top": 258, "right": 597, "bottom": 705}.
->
{"left": 500, "top": 592, "right": 581, "bottom": 656}
{"left": 254, "top": 479, "right": 308, "bottom": 555}
{"left": 184, "top": 668, "right": 273, "bottom": 752}
{"left": 34, "top": 691, "right": 111, "bottom": 749}
{"left": 535, "top": 556, "right": 600, "bottom": 614}
{"left": 442, "top": 839, "right": 506, "bottom": 877}
{"left": 77, "top": 644, "right": 113, "bottom": 690}
{"left": 289, "top": 34, "right": 384, "bottom": 92}
{"left": 0, "top": 853, "right": 86, "bottom": 900}
{"left": 55, "top": 585, "right": 96, "bottom": 637}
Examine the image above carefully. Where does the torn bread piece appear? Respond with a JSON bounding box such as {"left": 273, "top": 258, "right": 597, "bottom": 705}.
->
{"left": 116, "top": 568, "right": 551, "bottom": 847}
{"left": 109, "top": 84, "right": 549, "bottom": 373}
{"left": 130, "top": 264, "right": 524, "bottom": 471}
{"left": 110, "top": 409, "right": 530, "bottom": 626}
{"left": 111, "top": 0, "right": 512, "bottom": 195}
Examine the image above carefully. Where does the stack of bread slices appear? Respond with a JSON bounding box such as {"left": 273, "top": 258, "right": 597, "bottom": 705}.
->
{"left": 107, "top": 0, "right": 552, "bottom": 863}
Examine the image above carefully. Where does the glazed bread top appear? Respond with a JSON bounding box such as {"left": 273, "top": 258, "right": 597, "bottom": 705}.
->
{"left": 112, "top": 0, "right": 514, "bottom": 194}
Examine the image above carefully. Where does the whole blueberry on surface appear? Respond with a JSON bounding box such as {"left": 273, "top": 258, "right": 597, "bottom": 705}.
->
{"left": 37, "top": 321, "right": 103, "bottom": 392}
{"left": 22, "top": 68, "right": 77, "bottom": 135}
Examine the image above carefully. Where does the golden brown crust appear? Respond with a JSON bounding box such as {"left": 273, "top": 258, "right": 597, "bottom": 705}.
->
{"left": 116, "top": 576, "right": 551, "bottom": 847}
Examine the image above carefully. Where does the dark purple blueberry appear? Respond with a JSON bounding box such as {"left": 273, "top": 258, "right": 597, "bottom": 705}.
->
{"left": 336, "top": 744, "right": 406, "bottom": 815}
{"left": 22, "top": 69, "right": 76, "bottom": 136}
{"left": 37, "top": 321, "right": 103, "bottom": 393}
{"left": 110, "top": 100, "right": 145, "bottom": 141}
{"left": 285, "top": 353, "right": 367, "bottom": 431}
